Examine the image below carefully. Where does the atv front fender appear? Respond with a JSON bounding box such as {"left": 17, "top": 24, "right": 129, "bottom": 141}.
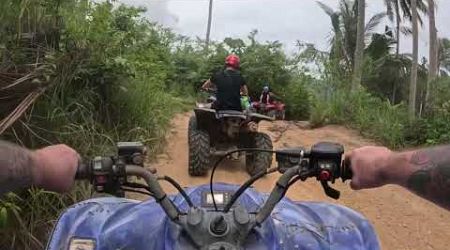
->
{"left": 193, "top": 108, "right": 216, "bottom": 130}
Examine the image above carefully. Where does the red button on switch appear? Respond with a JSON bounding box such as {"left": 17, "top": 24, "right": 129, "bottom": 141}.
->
{"left": 319, "top": 170, "right": 330, "bottom": 181}
{"left": 95, "top": 175, "right": 107, "bottom": 184}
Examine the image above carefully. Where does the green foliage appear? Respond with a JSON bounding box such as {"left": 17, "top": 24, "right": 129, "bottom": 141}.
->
{"left": 282, "top": 75, "right": 312, "bottom": 120}
{"left": 0, "top": 1, "right": 191, "bottom": 249}
{"left": 0, "top": 187, "right": 90, "bottom": 249}
{"left": 237, "top": 32, "right": 292, "bottom": 98}
{"left": 308, "top": 0, "right": 448, "bottom": 149}
{"left": 317, "top": 0, "right": 386, "bottom": 79}
{"left": 421, "top": 77, "right": 450, "bottom": 144}
{"left": 309, "top": 88, "right": 410, "bottom": 148}
{"left": 168, "top": 31, "right": 293, "bottom": 101}
{"left": 439, "top": 38, "right": 450, "bottom": 75}
{"left": 0, "top": 0, "right": 449, "bottom": 249}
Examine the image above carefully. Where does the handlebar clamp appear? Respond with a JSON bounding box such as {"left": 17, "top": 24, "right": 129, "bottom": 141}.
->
{"left": 275, "top": 142, "right": 349, "bottom": 200}
{"left": 78, "top": 142, "right": 147, "bottom": 197}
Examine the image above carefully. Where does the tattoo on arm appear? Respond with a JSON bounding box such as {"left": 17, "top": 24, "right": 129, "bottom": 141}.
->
{"left": 0, "top": 141, "right": 34, "bottom": 196}
{"left": 407, "top": 145, "right": 450, "bottom": 209}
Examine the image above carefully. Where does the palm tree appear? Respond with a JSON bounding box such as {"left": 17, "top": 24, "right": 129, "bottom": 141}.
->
{"left": 318, "top": 0, "right": 385, "bottom": 81}
{"left": 205, "top": 0, "right": 213, "bottom": 50}
{"left": 384, "top": 0, "right": 427, "bottom": 55}
{"left": 352, "top": 0, "right": 365, "bottom": 91}
{"left": 425, "top": 0, "right": 437, "bottom": 110}
{"left": 438, "top": 38, "right": 450, "bottom": 75}
{"left": 409, "top": 0, "right": 419, "bottom": 120}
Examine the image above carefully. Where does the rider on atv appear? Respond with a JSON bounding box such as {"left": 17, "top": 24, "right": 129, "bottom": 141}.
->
{"left": 201, "top": 54, "right": 249, "bottom": 111}
{"left": 260, "top": 85, "right": 272, "bottom": 104}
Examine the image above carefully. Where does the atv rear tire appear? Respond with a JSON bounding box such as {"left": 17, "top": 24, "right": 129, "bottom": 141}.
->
{"left": 243, "top": 132, "right": 273, "bottom": 176}
{"left": 276, "top": 110, "right": 285, "bottom": 120}
{"left": 267, "top": 110, "right": 277, "bottom": 119}
{"left": 188, "top": 116, "right": 210, "bottom": 176}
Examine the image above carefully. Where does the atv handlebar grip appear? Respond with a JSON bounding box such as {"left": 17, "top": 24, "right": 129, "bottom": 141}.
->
{"left": 341, "top": 159, "right": 353, "bottom": 182}
{"left": 75, "top": 162, "right": 89, "bottom": 180}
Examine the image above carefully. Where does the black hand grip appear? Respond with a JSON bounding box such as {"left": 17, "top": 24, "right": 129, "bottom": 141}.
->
{"left": 341, "top": 159, "right": 353, "bottom": 182}
{"left": 75, "top": 162, "right": 89, "bottom": 180}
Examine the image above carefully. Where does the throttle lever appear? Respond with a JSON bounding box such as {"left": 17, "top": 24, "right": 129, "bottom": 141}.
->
{"left": 320, "top": 181, "right": 340, "bottom": 199}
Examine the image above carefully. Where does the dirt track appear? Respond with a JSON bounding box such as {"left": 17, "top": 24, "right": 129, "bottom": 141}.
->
{"left": 146, "top": 112, "right": 449, "bottom": 250}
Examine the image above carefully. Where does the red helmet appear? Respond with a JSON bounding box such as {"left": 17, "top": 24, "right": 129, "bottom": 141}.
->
{"left": 225, "top": 54, "right": 240, "bottom": 69}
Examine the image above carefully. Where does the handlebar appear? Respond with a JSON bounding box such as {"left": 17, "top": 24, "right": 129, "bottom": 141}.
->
{"left": 76, "top": 141, "right": 352, "bottom": 210}
{"left": 75, "top": 141, "right": 353, "bottom": 248}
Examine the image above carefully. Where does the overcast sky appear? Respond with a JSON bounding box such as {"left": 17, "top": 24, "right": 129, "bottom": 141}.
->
{"left": 119, "top": 0, "right": 450, "bottom": 57}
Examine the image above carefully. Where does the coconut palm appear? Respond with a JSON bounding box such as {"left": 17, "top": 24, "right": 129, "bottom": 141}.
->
{"left": 438, "top": 38, "right": 450, "bottom": 76}
{"left": 383, "top": 0, "right": 427, "bottom": 55}
{"left": 352, "top": 0, "right": 365, "bottom": 91}
{"left": 205, "top": 0, "right": 213, "bottom": 49}
{"left": 409, "top": 0, "right": 419, "bottom": 120}
{"left": 425, "top": 0, "right": 437, "bottom": 110}
{"left": 318, "top": 0, "right": 386, "bottom": 80}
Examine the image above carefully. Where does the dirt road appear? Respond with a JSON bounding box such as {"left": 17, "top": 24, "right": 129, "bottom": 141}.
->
{"left": 147, "top": 112, "right": 449, "bottom": 250}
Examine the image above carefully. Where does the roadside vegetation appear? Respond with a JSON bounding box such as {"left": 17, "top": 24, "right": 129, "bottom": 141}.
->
{"left": 304, "top": 0, "right": 450, "bottom": 148}
{"left": 0, "top": 0, "right": 449, "bottom": 249}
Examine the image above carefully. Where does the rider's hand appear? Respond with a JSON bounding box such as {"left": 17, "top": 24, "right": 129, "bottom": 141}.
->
{"left": 345, "top": 146, "right": 395, "bottom": 190}
{"left": 32, "top": 144, "right": 79, "bottom": 193}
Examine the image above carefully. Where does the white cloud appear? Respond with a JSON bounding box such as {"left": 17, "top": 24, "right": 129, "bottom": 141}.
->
{"left": 121, "top": 0, "right": 450, "bottom": 57}
{"left": 118, "top": 0, "right": 179, "bottom": 26}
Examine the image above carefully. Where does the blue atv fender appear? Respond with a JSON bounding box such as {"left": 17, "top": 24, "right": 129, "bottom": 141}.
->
{"left": 47, "top": 183, "right": 379, "bottom": 249}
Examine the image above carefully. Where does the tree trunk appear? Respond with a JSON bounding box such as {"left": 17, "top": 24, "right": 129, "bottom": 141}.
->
{"left": 205, "top": 0, "right": 213, "bottom": 50}
{"left": 425, "top": 0, "right": 437, "bottom": 111}
{"left": 352, "top": 0, "right": 365, "bottom": 92}
{"left": 409, "top": 0, "right": 419, "bottom": 121}
{"left": 392, "top": 81, "right": 397, "bottom": 103}
{"left": 395, "top": 1, "right": 401, "bottom": 56}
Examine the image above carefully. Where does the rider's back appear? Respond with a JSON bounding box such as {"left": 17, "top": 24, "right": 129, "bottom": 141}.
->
{"left": 212, "top": 69, "right": 245, "bottom": 111}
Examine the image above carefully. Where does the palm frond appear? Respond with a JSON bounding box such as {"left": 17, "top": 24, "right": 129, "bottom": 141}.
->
{"left": 400, "top": 26, "right": 413, "bottom": 35}
{"left": 317, "top": 1, "right": 336, "bottom": 17}
{"left": 416, "top": 0, "right": 428, "bottom": 13}
{"left": 398, "top": 0, "right": 427, "bottom": 25}
{"left": 365, "top": 12, "right": 387, "bottom": 33}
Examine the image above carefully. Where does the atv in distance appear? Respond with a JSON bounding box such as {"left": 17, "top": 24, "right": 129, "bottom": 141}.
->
{"left": 251, "top": 100, "right": 286, "bottom": 120}
{"left": 188, "top": 105, "right": 274, "bottom": 177}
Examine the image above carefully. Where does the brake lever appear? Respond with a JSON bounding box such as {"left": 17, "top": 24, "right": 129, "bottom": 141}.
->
{"left": 320, "top": 181, "right": 340, "bottom": 199}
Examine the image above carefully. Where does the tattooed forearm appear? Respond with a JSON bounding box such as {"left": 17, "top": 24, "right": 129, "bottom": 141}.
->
{"left": 405, "top": 145, "right": 450, "bottom": 209}
{"left": 0, "top": 141, "right": 35, "bottom": 196}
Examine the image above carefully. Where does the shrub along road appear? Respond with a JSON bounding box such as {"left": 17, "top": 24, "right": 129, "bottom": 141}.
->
{"left": 133, "top": 112, "right": 449, "bottom": 250}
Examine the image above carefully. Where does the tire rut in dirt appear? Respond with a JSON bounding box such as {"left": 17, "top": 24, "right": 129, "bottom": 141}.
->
{"left": 188, "top": 116, "right": 210, "bottom": 176}
{"left": 243, "top": 132, "right": 273, "bottom": 176}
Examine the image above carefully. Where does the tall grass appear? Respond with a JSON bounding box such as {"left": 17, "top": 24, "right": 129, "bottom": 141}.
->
{"left": 310, "top": 89, "right": 410, "bottom": 148}
{"left": 0, "top": 1, "right": 193, "bottom": 249}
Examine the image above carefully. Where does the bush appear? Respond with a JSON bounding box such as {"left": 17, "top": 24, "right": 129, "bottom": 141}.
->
{"left": 283, "top": 76, "right": 311, "bottom": 120}
{"left": 0, "top": 2, "right": 191, "bottom": 249}
{"left": 421, "top": 77, "right": 450, "bottom": 145}
{"left": 309, "top": 89, "right": 409, "bottom": 148}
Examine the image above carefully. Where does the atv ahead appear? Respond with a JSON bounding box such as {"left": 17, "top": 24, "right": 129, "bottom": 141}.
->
{"left": 188, "top": 106, "right": 274, "bottom": 177}
{"left": 251, "top": 100, "right": 286, "bottom": 120}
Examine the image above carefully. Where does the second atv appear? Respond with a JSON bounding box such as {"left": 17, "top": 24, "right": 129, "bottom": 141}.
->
{"left": 188, "top": 106, "right": 274, "bottom": 177}
{"left": 251, "top": 100, "right": 286, "bottom": 120}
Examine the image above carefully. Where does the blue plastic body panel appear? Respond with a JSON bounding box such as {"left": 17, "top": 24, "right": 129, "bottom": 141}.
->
{"left": 47, "top": 183, "right": 380, "bottom": 249}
